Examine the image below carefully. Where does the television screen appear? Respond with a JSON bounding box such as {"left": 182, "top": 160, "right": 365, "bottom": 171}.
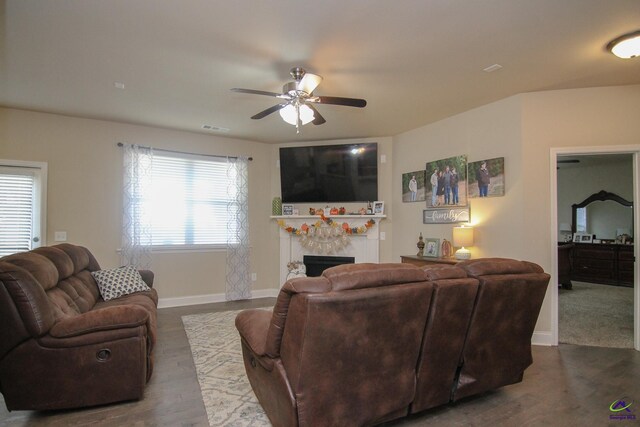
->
{"left": 279, "top": 143, "right": 378, "bottom": 203}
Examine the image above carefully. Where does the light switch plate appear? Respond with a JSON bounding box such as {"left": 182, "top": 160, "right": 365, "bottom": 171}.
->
{"left": 54, "top": 231, "right": 67, "bottom": 242}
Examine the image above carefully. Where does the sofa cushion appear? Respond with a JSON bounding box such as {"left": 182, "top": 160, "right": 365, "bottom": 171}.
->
{"left": 54, "top": 243, "right": 97, "bottom": 274}
{"left": 421, "top": 264, "right": 468, "bottom": 280}
{"left": 92, "top": 266, "right": 150, "bottom": 301}
{"left": 322, "top": 262, "right": 427, "bottom": 291}
{"left": 2, "top": 252, "right": 59, "bottom": 290}
{"left": 49, "top": 305, "right": 150, "bottom": 338}
{"left": 33, "top": 246, "right": 75, "bottom": 280}
{"left": 457, "top": 257, "right": 542, "bottom": 277}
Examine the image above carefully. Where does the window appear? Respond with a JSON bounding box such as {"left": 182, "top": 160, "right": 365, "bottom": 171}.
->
{"left": 142, "top": 153, "right": 239, "bottom": 248}
{"left": 0, "top": 161, "right": 47, "bottom": 257}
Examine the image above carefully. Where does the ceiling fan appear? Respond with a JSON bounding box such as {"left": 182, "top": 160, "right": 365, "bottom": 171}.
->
{"left": 231, "top": 67, "right": 367, "bottom": 133}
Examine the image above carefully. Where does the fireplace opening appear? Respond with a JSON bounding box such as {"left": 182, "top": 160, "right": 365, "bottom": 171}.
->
{"left": 303, "top": 255, "right": 355, "bottom": 277}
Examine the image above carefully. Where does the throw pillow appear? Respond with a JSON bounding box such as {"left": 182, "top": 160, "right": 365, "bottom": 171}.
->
{"left": 92, "top": 266, "right": 150, "bottom": 301}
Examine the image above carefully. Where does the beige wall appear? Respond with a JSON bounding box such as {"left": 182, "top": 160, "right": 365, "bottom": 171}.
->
{"left": 0, "top": 107, "right": 274, "bottom": 300}
{"left": 3, "top": 84, "right": 639, "bottom": 327}
{"left": 520, "top": 85, "right": 640, "bottom": 332}
{"left": 392, "top": 95, "right": 524, "bottom": 261}
{"left": 392, "top": 84, "right": 640, "bottom": 336}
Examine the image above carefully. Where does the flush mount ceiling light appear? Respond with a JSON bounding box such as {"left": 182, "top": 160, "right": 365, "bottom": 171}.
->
{"left": 606, "top": 30, "right": 640, "bottom": 59}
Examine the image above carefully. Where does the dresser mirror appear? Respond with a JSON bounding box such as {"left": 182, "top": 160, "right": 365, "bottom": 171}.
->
{"left": 571, "top": 190, "right": 633, "bottom": 241}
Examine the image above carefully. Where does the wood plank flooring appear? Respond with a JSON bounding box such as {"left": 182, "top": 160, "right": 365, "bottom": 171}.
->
{"left": 1, "top": 298, "right": 639, "bottom": 426}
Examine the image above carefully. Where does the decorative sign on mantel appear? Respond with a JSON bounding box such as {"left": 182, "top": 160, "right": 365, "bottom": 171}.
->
{"left": 423, "top": 207, "right": 470, "bottom": 224}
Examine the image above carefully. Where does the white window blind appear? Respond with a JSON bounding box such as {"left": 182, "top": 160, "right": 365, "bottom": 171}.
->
{"left": 0, "top": 166, "right": 42, "bottom": 257}
{"left": 146, "top": 154, "right": 237, "bottom": 247}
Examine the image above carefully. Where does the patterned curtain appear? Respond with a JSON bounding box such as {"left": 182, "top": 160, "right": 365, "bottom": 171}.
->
{"left": 225, "top": 157, "right": 251, "bottom": 301}
{"left": 121, "top": 144, "right": 153, "bottom": 269}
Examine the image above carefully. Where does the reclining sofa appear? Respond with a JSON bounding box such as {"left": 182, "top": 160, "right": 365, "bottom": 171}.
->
{"left": 0, "top": 244, "right": 157, "bottom": 411}
{"left": 235, "top": 258, "right": 550, "bottom": 427}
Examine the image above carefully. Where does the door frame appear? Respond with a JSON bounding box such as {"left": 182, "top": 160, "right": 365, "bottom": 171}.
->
{"left": 549, "top": 145, "right": 639, "bottom": 351}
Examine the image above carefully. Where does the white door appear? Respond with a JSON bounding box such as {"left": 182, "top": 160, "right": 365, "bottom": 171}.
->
{"left": 0, "top": 161, "right": 47, "bottom": 256}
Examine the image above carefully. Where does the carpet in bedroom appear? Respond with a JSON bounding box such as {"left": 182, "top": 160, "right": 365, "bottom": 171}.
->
{"left": 559, "top": 281, "right": 633, "bottom": 348}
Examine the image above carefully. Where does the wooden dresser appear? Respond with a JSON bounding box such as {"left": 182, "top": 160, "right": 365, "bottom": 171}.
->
{"left": 571, "top": 243, "right": 634, "bottom": 287}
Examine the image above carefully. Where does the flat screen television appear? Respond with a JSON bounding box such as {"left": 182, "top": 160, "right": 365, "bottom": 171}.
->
{"left": 279, "top": 143, "right": 378, "bottom": 203}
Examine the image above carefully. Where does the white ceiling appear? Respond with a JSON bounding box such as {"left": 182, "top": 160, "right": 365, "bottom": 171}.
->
{"left": 1, "top": 0, "right": 639, "bottom": 143}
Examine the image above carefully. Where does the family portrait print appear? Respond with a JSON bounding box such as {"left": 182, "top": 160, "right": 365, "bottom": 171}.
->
{"left": 425, "top": 155, "right": 467, "bottom": 207}
{"left": 402, "top": 170, "right": 426, "bottom": 202}
{"left": 467, "top": 157, "right": 505, "bottom": 198}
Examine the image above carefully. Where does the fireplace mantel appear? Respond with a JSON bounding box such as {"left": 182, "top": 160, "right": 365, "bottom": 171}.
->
{"left": 271, "top": 215, "right": 387, "bottom": 219}
{"left": 273, "top": 214, "right": 386, "bottom": 286}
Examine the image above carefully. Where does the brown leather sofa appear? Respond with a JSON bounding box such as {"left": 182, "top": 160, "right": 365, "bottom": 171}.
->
{"left": 235, "top": 258, "right": 550, "bottom": 427}
{"left": 0, "top": 244, "right": 157, "bottom": 411}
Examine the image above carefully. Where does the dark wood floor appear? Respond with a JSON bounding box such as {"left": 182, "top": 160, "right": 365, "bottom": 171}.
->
{"left": 1, "top": 298, "right": 639, "bottom": 426}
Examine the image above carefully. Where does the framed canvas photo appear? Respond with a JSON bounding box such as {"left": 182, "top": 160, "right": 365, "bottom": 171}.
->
{"left": 424, "top": 238, "right": 440, "bottom": 258}
{"left": 573, "top": 233, "right": 592, "bottom": 243}
{"left": 425, "top": 155, "right": 467, "bottom": 207}
{"left": 282, "top": 204, "right": 294, "bottom": 216}
{"left": 468, "top": 157, "right": 505, "bottom": 198}
{"left": 402, "top": 170, "right": 426, "bottom": 202}
{"left": 373, "top": 201, "right": 385, "bottom": 215}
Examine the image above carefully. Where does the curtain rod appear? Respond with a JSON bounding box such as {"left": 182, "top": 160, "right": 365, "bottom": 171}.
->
{"left": 116, "top": 142, "right": 253, "bottom": 161}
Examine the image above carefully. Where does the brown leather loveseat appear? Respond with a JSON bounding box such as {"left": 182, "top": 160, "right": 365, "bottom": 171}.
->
{"left": 235, "top": 258, "right": 550, "bottom": 426}
{"left": 0, "top": 244, "right": 157, "bottom": 411}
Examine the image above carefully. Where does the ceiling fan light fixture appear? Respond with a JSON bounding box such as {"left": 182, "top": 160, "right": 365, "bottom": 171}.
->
{"left": 279, "top": 104, "right": 314, "bottom": 126}
{"left": 607, "top": 30, "right": 640, "bottom": 59}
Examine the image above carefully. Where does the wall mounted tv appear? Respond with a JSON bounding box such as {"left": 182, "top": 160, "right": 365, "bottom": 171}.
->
{"left": 279, "top": 143, "right": 378, "bottom": 203}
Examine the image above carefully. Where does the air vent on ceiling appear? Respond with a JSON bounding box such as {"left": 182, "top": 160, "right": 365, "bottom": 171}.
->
{"left": 483, "top": 64, "right": 503, "bottom": 73}
{"left": 201, "top": 124, "right": 230, "bottom": 132}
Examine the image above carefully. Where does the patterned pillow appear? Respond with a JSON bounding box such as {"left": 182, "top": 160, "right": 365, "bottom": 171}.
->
{"left": 92, "top": 266, "right": 150, "bottom": 301}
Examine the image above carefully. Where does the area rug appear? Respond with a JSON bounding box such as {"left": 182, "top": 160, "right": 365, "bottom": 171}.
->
{"left": 559, "top": 281, "right": 633, "bottom": 348}
{"left": 182, "top": 309, "right": 271, "bottom": 427}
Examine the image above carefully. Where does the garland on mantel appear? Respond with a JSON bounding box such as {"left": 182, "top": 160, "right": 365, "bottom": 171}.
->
{"left": 277, "top": 215, "right": 376, "bottom": 254}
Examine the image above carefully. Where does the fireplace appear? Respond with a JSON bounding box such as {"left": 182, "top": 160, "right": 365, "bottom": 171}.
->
{"left": 304, "top": 255, "right": 355, "bottom": 277}
{"left": 275, "top": 215, "right": 383, "bottom": 286}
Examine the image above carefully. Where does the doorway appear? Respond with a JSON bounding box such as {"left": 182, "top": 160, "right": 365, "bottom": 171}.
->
{"left": 0, "top": 159, "right": 48, "bottom": 256}
{"left": 550, "top": 146, "right": 639, "bottom": 351}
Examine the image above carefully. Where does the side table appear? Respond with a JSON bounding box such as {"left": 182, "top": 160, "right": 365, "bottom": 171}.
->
{"left": 400, "top": 255, "right": 459, "bottom": 267}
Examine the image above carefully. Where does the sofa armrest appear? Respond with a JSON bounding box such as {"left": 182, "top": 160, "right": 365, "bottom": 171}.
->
{"left": 235, "top": 309, "right": 272, "bottom": 357}
{"left": 49, "top": 305, "right": 150, "bottom": 338}
{"left": 138, "top": 270, "right": 154, "bottom": 288}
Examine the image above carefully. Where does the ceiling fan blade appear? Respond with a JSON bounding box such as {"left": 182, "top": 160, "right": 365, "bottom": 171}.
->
{"left": 231, "top": 88, "right": 283, "bottom": 98}
{"left": 313, "top": 96, "right": 367, "bottom": 108}
{"left": 251, "top": 103, "right": 287, "bottom": 120}
{"left": 307, "top": 104, "right": 326, "bottom": 125}
{"left": 297, "top": 73, "right": 323, "bottom": 94}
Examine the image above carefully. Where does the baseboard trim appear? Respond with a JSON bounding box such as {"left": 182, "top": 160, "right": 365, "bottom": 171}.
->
{"left": 532, "top": 331, "right": 554, "bottom": 346}
{"left": 158, "top": 288, "right": 279, "bottom": 309}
